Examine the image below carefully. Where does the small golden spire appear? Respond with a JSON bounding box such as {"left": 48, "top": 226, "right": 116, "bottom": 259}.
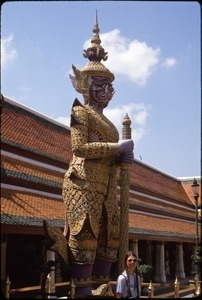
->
{"left": 83, "top": 10, "right": 108, "bottom": 63}
{"left": 91, "top": 9, "right": 101, "bottom": 47}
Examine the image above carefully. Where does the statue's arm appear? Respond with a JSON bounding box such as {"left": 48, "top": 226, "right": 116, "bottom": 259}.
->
{"left": 70, "top": 102, "right": 119, "bottom": 159}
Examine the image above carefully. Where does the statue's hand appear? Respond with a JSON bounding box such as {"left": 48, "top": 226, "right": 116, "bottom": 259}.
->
{"left": 120, "top": 152, "right": 134, "bottom": 164}
{"left": 118, "top": 139, "right": 134, "bottom": 154}
{"left": 118, "top": 140, "right": 134, "bottom": 164}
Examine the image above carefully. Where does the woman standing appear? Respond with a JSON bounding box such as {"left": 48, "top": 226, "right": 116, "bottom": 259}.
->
{"left": 116, "top": 251, "right": 141, "bottom": 298}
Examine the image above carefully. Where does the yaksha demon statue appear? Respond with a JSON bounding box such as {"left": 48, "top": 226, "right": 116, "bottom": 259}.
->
{"left": 62, "top": 12, "right": 134, "bottom": 295}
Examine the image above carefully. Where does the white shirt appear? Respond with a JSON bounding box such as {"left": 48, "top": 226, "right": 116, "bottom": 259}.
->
{"left": 116, "top": 270, "right": 140, "bottom": 298}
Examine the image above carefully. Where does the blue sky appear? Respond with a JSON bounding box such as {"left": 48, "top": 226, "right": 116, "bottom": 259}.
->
{"left": 1, "top": 1, "right": 201, "bottom": 178}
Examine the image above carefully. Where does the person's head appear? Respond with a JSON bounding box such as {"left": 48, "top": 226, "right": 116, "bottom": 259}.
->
{"left": 124, "top": 250, "right": 138, "bottom": 271}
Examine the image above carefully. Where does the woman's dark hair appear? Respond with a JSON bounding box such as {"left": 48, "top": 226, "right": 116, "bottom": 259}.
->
{"left": 124, "top": 250, "right": 137, "bottom": 267}
{"left": 124, "top": 250, "right": 139, "bottom": 298}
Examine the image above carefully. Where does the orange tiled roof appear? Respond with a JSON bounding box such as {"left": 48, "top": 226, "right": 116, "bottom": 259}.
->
{"left": 130, "top": 161, "right": 195, "bottom": 206}
{"left": 1, "top": 155, "right": 64, "bottom": 190}
{"left": 182, "top": 180, "right": 201, "bottom": 206}
{"left": 1, "top": 187, "right": 195, "bottom": 242}
{"left": 1, "top": 95, "right": 200, "bottom": 242}
{"left": 129, "top": 192, "right": 194, "bottom": 221}
{"left": 129, "top": 212, "right": 195, "bottom": 242}
{"left": 1, "top": 188, "right": 64, "bottom": 227}
{"left": 1, "top": 97, "right": 72, "bottom": 163}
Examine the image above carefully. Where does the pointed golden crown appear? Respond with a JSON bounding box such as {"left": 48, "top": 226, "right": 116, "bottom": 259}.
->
{"left": 70, "top": 10, "right": 114, "bottom": 96}
{"left": 80, "top": 10, "right": 114, "bottom": 82}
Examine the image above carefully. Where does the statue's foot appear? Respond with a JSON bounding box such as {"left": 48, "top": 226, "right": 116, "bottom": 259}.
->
{"left": 71, "top": 263, "right": 93, "bottom": 296}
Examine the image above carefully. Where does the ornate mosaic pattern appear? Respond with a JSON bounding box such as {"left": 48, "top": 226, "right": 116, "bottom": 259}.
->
{"left": 63, "top": 99, "right": 120, "bottom": 263}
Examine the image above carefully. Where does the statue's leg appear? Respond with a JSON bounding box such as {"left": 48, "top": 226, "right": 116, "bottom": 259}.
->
{"left": 92, "top": 258, "right": 112, "bottom": 278}
{"left": 71, "top": 263, "right": 93, "bottom": 295}
{"left": 68, "top": 229, "right": 97, "bottom": 296}
{"left": 63, "top": 180, "right": 104, "bottom": 295}
{"left": 92, "top": 180, "right": 120, "bottom": 280}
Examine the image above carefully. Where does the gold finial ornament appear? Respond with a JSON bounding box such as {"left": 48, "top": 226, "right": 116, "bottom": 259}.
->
{"left": 118, "top": 114, "right": 132, "bottom": 274}
{"left": 69, "top": 11, "right": 114, "bottom": 102}
{"left": 122, "top": 113, "right": 132, "bottom": 140}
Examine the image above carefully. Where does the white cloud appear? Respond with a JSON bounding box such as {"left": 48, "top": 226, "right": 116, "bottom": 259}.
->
{"left": 56, "top": 115, "right": 70, "bottom": 127}
{"left": 132, "top": 127, "right": 148, "bottom": 145}
{"left": 162, "top": 57, "right": 177, "bottom": 68}
{"left": 133, "top": 108, "right": 149, "bottom": 126}
{"left": 84, "top": 29, "right": 161, "bottom": 85}
{"left": 105, "top": 102, "right": 150, "bottom": 144}
{"left": 105, "top": 102, "right": 150, "bottom": 127}
{"left": 1, "top": 33, "right": 17, "bottom": 70}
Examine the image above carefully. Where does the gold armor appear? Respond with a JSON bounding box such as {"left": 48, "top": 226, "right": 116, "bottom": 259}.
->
{"left": 62, "top": 12, "right": 121, "bottom": 266}
{"left": 62, "top": 98, "right": 120, "bottom": 263}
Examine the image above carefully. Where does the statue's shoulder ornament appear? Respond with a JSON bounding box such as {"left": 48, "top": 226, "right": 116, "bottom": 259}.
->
{"left": 70, "top": 98, "right": 87, "bottom": 127}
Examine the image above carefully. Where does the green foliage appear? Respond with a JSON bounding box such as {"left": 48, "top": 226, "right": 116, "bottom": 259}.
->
{"left": 191, "top": 246, "right": 201, "bottom": 279}
{"left": 191, "top": 246, "right": 202, "bottom": 264}
{"left": 191, "top": 254, "right": 201, "bottom": 264}
{"left": 138, "top": 264, "right": 153, "bottom": 282}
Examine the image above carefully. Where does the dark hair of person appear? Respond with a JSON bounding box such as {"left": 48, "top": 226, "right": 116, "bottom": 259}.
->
{"left": 124, "top": 250, "right": 139, "bottom": 298}
{"left": 124, "top": 250, "right": 137, "bottom": 267}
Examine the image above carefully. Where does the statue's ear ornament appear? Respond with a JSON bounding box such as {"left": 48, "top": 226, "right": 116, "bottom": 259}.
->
{"left": 69, "top": 64, "right": 92, "bottom": 97}
{"left": 72, "top": 64, "right": 81, "bottom": 77}
{"left": 69, "top": 65, "right": 82, "bottom": 92}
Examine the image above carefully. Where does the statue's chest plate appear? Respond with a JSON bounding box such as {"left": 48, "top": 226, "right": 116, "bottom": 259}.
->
{"left": 87, "top": 109, "right": 119, "bottom": 143}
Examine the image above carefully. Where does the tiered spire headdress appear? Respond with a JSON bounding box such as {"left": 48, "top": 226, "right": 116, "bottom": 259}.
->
{"left": 69, "top": 11, "right": 114, "bottom": 102}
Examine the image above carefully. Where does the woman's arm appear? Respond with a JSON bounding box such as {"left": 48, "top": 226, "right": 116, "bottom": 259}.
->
{"left": 116, "top": 274, "right": 125, "bottom": 298}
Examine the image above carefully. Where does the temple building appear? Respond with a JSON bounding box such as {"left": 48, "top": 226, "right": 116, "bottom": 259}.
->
{"left": 1, "top": 94, "right": 201, "bottom": 288}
